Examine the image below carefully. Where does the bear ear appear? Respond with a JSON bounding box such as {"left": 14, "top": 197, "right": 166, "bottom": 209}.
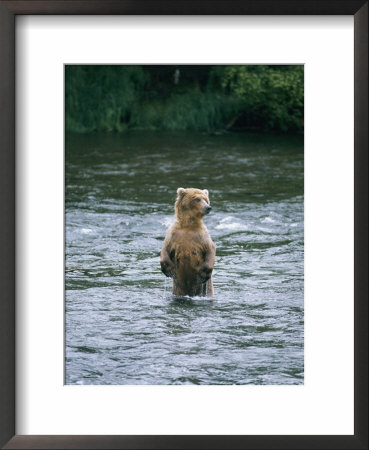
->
{"left": 177, "top": 187, "right": 186, "bottom": 197}
{"left": 203, "top": 189, "right": 209, "bottom": 196}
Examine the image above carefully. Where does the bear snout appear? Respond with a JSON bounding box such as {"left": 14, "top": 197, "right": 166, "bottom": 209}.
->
{"left": 203, "top": 205, "right": 212, "bottom": 215}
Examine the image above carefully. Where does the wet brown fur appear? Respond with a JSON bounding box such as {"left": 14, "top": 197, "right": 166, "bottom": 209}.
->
{"left": 160, "top": 188, "right": 216, "bottom": 296}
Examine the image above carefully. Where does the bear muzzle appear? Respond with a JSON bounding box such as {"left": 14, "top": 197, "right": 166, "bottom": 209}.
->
{"left": 203, "top": 205, "right": 212, "bottom": 215}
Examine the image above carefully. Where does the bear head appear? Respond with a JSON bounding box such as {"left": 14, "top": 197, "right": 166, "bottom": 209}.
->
{"left": 175, "top": 187, "right": 212, "bottom": 225}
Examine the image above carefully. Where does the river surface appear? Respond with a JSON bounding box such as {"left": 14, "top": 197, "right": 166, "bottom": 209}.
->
{"left": 65, "top": 131, "right": 304, "bottom": 385}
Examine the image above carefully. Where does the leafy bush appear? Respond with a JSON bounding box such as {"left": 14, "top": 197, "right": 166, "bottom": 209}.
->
{"left": 65, "top": 65, "right": 303, "bottom": 134}
{"left": 130, "top": 92, "right": 238, "bottom": 132}
{"left": 213, "top": 65, "right": 304, "bottom": 132}
{"left": 65, "top": 66, "right": 148, "bottom": 133}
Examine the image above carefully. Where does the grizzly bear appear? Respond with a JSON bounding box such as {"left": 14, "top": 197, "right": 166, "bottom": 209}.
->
{"left": 160, "top": 188, "right": 216, "bottom": 296}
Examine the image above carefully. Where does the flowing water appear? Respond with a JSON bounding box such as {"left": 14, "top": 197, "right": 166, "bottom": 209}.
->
{"left": 65, "top": 131, "right": 304, "bottom": 385}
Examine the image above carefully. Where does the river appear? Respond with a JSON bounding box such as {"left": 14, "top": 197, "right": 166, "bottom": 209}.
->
{"left": 65, "top": 131, "right": 304, "bottom": 385}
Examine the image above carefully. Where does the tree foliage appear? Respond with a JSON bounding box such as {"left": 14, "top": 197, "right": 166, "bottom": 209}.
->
{"left": 65, "top": 66, "right": 148, "bottom": 133}
{"left": 65, "top": 65, "right": 303, "bottom": 134}
{"left": 217, "top": 65, "right": 304, "bottom": 132}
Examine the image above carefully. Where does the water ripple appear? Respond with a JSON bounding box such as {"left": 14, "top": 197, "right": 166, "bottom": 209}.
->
{"left": 65, "top": 131, "right": 304, "bottom": 385}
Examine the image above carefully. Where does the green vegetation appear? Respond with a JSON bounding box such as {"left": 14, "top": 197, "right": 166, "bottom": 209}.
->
{"left": 65, "top": 65, "right": 303, "bottom": 134}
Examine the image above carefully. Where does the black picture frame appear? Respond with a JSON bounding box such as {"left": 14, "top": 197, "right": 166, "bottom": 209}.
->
{"left": 0, "top": 1, "right": 367, "bottom": 449}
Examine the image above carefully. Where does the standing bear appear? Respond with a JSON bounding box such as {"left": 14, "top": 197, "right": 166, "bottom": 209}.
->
{"left": 160, "top": 188, "right": 216, "bottom": 296}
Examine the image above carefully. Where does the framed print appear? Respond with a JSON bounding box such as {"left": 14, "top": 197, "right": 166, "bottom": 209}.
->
{"left": 64, "top": 64, "right": 305, "bottom": 387}
{"left": 0, "top": 1, "right": 367, "bottom": 449}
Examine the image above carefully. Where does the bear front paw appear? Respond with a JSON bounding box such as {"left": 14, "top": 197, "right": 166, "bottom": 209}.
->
{"left": 160, "top": 260, "right": 176, "bottom": 278}
{"left": 198, "top": 265, "right": 213, "bottom": 283}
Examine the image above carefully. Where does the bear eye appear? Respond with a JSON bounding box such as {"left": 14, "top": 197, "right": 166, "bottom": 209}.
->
{"left": 195, "top": 198, "right": 201, "bottom": 202}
